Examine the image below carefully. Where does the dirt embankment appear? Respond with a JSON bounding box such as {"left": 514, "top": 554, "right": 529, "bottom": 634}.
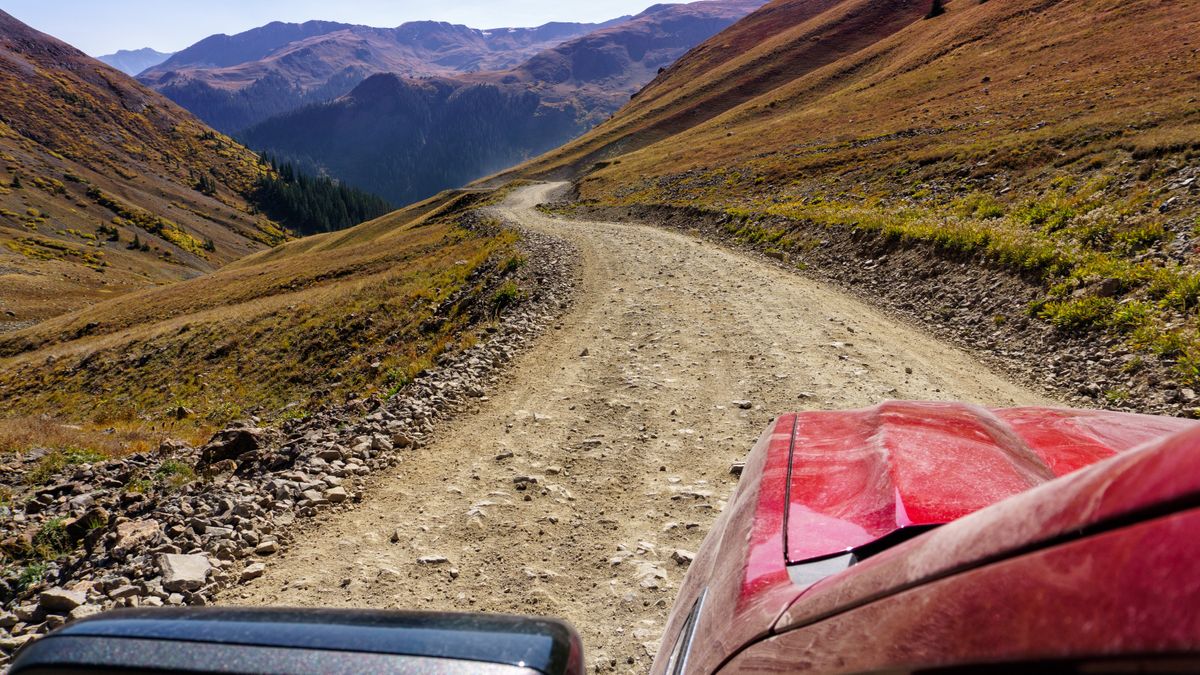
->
{"left": 226, "top": 183, "right": 1047, "bottom": 673}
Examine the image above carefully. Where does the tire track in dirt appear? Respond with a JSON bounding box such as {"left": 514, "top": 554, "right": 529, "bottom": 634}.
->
{"left": 227, "top": 183, "right": 1049, "bottom": 673}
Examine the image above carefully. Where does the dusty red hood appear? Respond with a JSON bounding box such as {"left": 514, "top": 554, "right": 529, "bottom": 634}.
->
{"left": 785, "top": 401, "right": 1195, "bottom": 563}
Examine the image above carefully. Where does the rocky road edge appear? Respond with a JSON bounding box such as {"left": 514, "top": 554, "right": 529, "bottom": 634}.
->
{"left": 562, "top": 200, "right": 1192, "bottom": 419}
{"left": 0, "top": 205, "right": 581, "bottom": 665}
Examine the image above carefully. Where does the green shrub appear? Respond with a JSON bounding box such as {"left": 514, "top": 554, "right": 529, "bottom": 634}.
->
{"left": 1038, "top": 296, "right": 1116, "bottom": 331}
{"left": 155, "top": 460, "right": 196, "bottom": 488}
{"left": 1114, "top": 222, "right": 1166, "bottom": 253}
{"left": 13, "top": 562, "right": 47, "bottom": 592}
{"left": 1016, "top": 199, "right": 1076, "bottom": 232}
{"left": 501, "top": 254, "right": 527, "bottom": 273}
{"left": 25, "top": 447, "right": 106, "bottom": 486}
{"left": 32, "top": 518, "right": 70, "bottom": 560}
{"left": 492, "top": 281, "right": 522, "bottom": 313}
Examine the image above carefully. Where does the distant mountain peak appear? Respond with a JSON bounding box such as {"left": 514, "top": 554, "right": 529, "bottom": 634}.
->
{"left": 96, "top": 47, "right": 174, "bottom": 76}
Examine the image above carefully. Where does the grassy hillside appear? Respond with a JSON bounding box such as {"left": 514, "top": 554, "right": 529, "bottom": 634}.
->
{"left": 0, "top": 10, "right": 290, "bottom": 330}
{"left": 516, "top": 0, "right": 1200, "bottom": 386}
{"left": 0, "top": 187, "right": 524, "bottom": 469}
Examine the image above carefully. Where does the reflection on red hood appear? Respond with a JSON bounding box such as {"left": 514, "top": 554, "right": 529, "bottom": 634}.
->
{"left": 784, "top": 402, "right": 1194, "bottom": 563}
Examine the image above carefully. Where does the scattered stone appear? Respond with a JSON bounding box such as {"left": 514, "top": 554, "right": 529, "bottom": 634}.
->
{"left": 68, "top": 604, "right": 103, "bottom": 621}
{"left": 732, "top": 399, "right": 753, "bottom": 410}
{"left": 38, "top": 587, "right": 86, "bottom": 613}
{"left": 729, "top": 461, "right": 745, "bottom": 477}
{"left": 240, "top": 563, "right": 267, "bottom": 583}
{"left": 114, "top": 520, "right": 161, "bottom": 550}
{"left": 108, "top": 585, "right": 139, "bottom": 600}
{"left": 0, "top": 634, "right": 34, "bottom": 652}
{"left": 671, "top": 549, "right": 696, "bottom": 566}
{"left": 417, "top": 555, "right": 449, "bottom": 565}
{"left": 198, "top": 427, "right": 269, "bottom": 468}
{"left": 255, "top": 540, "right": 280, "bottom": 555}
{"left": 324, "top": 487, "right": 349, "bottom": 504}
{"left": 159, "top": 554, "right": 211, "bottom": 592}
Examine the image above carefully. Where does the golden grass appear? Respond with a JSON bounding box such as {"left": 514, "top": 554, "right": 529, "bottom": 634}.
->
{"left": 0, "top": 189, "right": 519, "bottom": 461}
{"left": 520, "top": 0, "right": 1200, "bottom": 383}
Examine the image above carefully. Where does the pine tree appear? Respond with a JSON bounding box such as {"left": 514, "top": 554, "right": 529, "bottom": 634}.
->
{"left": 10, "top": 174, "right": 20, "bottom": 189}
{"left": 128, "top": 233, "right": 141, "bottom": 250}
{"left": 252, "top": 161, "right": 392, "bottom": 236}
{"left": 925, "top": 0, "right": 946, "bottom": 18}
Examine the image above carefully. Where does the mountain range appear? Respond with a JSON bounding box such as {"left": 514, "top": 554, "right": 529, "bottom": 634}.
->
{"left": 233, "top": 0, "right": 763, "bottom": 204}
{"left": 137, "top": 17, "right": 630, "bottom": 133}
{"left": 96, "top": 47, "right": 173, "bottom": 76}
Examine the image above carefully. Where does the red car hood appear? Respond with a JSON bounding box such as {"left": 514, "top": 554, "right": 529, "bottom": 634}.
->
{"left": 784, "top": 402, "right": 1193, "bottom": 563}
{"left": 651, "top": 402, "right": 1198, "bottom": 675}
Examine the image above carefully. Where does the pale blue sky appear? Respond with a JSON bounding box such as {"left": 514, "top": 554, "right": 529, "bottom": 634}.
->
{"left": 5, "top": 1, "right": 682, "bottom": 57}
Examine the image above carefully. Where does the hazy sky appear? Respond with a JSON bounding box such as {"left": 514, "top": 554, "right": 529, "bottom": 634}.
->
{"left": 5, "top": 1, "right": 681, "bottom": 57}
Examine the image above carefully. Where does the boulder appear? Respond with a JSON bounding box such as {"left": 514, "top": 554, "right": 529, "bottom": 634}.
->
{"left": 671, "top": 549, "right": 696, "bottom": 566}
{"left": 158, "top": 554, "right": 211, "bottom": 592}
{"left": 114, "top": 519, "right": 160, "bottom": 550}
{"left": 39, "top": 587, "right": 86, "bottom": 613}
{"left": 68, "top": 604, "right": 103, "bottom": 621}
{"left": 240, "top": 563, "right": 266, "bottom": 583}
{"left": 197, "top": 428, "right": 269, "bottom": 469}
{"left": 63, "top": 506, "right": 109, "bottom": 544}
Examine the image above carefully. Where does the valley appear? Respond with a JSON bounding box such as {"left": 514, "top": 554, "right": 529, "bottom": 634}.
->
{"left": 225, "top": 183, "right": 1046, "bottom": 672}
{"left": 223, "top": 1, "right": 763, "bottom": 205}
{"left": 1, "top": 0, "right": 1198, "bottom": 670}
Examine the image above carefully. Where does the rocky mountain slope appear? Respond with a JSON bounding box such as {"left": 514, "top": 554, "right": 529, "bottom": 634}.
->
{"left": 512, "top": 0, "right": 1200, "bottom": 409}
{"left": 96, "top": 48, "right": 173, "bottom": 76}
{"left": 138, "top": 18, "right": 628, "bottom": 133}
{"left": 0, "top": 11, "right": 290, "bottom": 330}
{"left": 238, "top": 0, "right": 764, "bottom": 205}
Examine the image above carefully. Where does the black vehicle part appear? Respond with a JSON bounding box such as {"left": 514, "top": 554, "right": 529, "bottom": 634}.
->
{"left": 8, "top": 607, "right": 584, "bottom": 675}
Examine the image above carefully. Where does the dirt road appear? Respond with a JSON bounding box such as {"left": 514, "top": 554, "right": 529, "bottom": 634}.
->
{"left": 228, "top": 183, "right": 1048, "bottom": 672}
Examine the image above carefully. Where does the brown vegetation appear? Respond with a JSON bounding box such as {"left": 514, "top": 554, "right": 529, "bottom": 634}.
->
{"left": 0, "top": 10, "right": 286, "bottom": 328}
{"left": 0, "top": 188, "right": 521, "bottom": 461}
{"left": 511, "top": 0, "right": 1200, "bottom": 388}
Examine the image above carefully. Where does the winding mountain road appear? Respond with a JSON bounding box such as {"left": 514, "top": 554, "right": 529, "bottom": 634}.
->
{"left": 228, "top": 183, "right": 1048, "bottom": 672}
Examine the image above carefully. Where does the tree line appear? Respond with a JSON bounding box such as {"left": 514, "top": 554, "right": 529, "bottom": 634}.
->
{"left": 254, "top": 156, "right": 393, "bottom": 236}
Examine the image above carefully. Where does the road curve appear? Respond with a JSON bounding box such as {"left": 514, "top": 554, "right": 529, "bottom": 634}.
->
{"left": 228, "top": 183, "right": 1049, "bottom": 672}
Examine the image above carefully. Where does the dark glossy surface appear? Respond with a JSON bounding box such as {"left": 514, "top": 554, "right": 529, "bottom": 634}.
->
{"left": 12, "top": 636, "right": 540, "bottom": 675}
{"left": 10, "top": 608, "right": 583, "bottom": 675}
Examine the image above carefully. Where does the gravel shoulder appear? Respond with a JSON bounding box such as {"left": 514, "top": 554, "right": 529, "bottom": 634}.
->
{"left": 226, "top": 183, "right": 1049, "bottom": 673}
